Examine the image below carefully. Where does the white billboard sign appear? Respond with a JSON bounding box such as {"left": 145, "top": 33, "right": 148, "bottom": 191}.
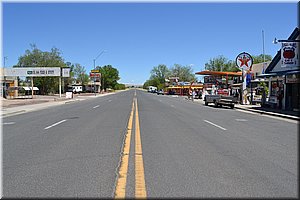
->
{"left": 62, "top": 68, "right": 70, "bottom": 77}
{"left": 281, "top": 42, "right": 298, "bottom": 68}
{"left": 4, "top": 67, "right": 61, "bottom": 77}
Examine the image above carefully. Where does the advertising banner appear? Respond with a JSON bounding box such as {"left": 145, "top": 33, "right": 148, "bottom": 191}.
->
{"left": 281, "top": 42, "right": 298, "bottom": 67}
{"left": 90, "top": 72, "right": 101, "bottom": 78}
{"left": 4, "top": 67, "right": 61, "bottom": 77}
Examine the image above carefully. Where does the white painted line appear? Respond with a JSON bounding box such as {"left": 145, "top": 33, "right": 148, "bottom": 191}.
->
{"left": 3, "top": 122, "right": 16, "bottom": 125}
{"left": 235, "top": 119, "right": 248, "bottom": 122}
{"left": 204, "top": 120, "right": 227, "bottom": 130}
{"left": 44, "top": 119, "right": 67, "bottom": 130}
{"left": 93, "top": 105, "right": 100, "bottom": 109}
{"left": 108, "top": 100, "right": 112, "bottom": 102}
{"left": 171, "top": 105, "right": 175, "bottom": 108}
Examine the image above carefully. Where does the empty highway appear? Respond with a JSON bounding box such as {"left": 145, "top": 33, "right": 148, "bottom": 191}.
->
{"left": 2, "top": 89, "right": 298, "bottom": 198}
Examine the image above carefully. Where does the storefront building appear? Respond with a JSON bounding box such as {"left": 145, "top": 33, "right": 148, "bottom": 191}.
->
{"left": 262, "top": 27, "right": 299, "bottom": 111}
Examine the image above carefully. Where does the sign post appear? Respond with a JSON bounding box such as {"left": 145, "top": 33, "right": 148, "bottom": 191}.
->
{"left": 236, "top": 52, "right": 253, "bottom": 105}
{"left": 90, "top": 69, "right": 101, "bottom": 95}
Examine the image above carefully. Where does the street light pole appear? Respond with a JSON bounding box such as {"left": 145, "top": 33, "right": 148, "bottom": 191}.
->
{"left": 93, "top": 58, "right": 96, "bottom": 96}
{"left": 3, "top": 56, "right": 7, "bottom": 98}
{"left": 93, "top": 50, "right": 107, "bottom": 95}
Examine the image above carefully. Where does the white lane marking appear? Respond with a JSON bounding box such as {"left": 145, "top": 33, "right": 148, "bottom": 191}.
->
{"left": 44, "top": 119, "right": 67, "bottom": 130}
{"left": 235, "top": 119, "right": 248, "bottom": 122}
{"left": 159, "top": 100, "right": 162, "bottom": 102}
{"left": 3, "top": 122, "right": 16, "bottom": 125}
{"left": 108, "top": 100, "right": 112, "bottom": 102}
{"left": 171, "top": 105, "right": 175, "bottom": 108}
{"left": 204, "top": 120, "right": 227, "bottom": 130}
{"left": 93, "top": 105, "right": 100, "bottom": 109}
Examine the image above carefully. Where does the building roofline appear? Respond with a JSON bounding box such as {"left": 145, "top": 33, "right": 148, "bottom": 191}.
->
{"left": 265, "top": 27, "right": 300, "bottom": 73}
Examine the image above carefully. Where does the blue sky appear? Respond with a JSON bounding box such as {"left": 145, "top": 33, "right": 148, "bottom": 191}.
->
{"left": 2, "top": 2, "right": 298, "bottom": 84}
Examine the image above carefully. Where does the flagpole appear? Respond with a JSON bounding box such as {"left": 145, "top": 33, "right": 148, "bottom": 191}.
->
{"left": 262, "top": 30, "right": 266, "bottom": 73}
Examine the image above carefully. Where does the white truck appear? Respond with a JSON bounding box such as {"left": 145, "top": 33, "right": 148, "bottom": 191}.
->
{"left": 68, "top": 85, "right": 83, "bottom": 94}
{"left": 148, "top": 86, "right": 157, "bottom": 93}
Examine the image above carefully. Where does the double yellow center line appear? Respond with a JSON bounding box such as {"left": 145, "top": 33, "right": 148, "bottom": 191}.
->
{"left": 115, "top": 93, "right": 147, "bottom": 199}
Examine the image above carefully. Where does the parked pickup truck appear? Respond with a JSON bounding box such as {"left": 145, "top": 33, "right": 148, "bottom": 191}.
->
{"left": 204, "top": 95, "right": 237, "bottom": 109}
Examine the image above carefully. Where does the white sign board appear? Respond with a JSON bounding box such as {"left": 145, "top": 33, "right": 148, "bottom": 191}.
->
{"left": 4, "top": 67, "right": 61, "bottom": 77}
{"left": 281, "top": 42, "right": 298, "bottom": 67}
{"left": 66, "top": 92, "right": 73, "bottom": 99}
{"left": 62, "top": 68, "right": 70, "bottom": 77}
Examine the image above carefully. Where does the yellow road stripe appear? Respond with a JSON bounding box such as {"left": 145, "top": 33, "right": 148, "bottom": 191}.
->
{"left": 135, "top": 98, "right": 147, "bottom": 198}
{"left": 115, "top": 100, "right": 135, "bottom": 199}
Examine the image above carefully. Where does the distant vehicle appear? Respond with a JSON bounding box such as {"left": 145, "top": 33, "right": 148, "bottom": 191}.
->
{"left": 157, "top": 89, "right": 164, "bottom": 95}
{"left": 148, "top": 86, "right": 157, "bottom": 93}
{"left": 68, "top": 85, "right": 83, "bottom": 94}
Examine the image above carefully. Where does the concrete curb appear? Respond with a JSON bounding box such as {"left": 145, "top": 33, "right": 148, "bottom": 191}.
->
{"left": 235, "top": 106, "right": 299, "bottom": 121}
{"left": 191, "top": 98, "right": 298, "bottom": 121}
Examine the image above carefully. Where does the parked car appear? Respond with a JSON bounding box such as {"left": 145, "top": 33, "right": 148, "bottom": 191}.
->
{"left": 157, "top": 89, "right": 164, "bottom": 95}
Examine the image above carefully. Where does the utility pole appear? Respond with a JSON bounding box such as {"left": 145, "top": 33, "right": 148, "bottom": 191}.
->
{"left": 93, "top": 50, "right": 107, "bottom": 95}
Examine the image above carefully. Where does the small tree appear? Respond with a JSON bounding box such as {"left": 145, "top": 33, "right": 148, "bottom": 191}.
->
{"left": 16, "top": 44, "right": 67, "bottom": 95}
{"left": 97, "top": 65, "right": 120, "bottom": 91}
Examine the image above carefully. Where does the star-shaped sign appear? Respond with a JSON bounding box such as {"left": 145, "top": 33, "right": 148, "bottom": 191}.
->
{"left": 236, "top": 52, "right": 253, "bottom": 70}
{"left": 238, "top": 56, "right": 250, "bottom": 68}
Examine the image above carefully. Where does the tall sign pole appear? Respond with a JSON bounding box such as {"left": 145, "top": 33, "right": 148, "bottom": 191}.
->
{"left": 236, "top": 52, "right": 253, "bottom": 105}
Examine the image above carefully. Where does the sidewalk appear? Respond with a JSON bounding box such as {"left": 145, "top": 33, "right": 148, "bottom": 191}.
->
{"left": 234, "top": 104, "right": 299, "bottom": 121}
{"left": 191, "top": 98, "right": 299, "bottom": 121}
{"left": 1, "top": 92, "right": 114, "bottom": 117}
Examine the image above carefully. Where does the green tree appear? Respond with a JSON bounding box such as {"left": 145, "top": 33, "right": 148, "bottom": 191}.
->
{"left": 252, "top": 54, "right": 272, "bottom": 64}
{"left": 114, "top": 83, "right": 126, "bottom": 90}
{"left": 143, "top": 77, "right": 161, "bottom": 89}
{"left": 170, "top": 64, "right": 196, "bottom": 82}
{"left": 16, "top": 44, "right": 67, "bottom": 95}
{"left": 97, "top": 65, "right": 120, "bottom": 91}
{"left": 204, "top": 55, "right": 238, "bottom": 72}
{"left": 150, "top": 64, "right": 170, "bottom": 83}
{"left": 73, "top": 63, "right": 89, "bottom": 85}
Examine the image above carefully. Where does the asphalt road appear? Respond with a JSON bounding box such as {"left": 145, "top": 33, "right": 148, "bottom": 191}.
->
{"left": 2, "top": 89, "right": 298, "bottom": 198}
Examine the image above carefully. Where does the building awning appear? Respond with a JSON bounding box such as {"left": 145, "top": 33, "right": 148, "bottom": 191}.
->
{"left": 167, "top": 85, "right": 203, "bottom": 89}
{"left": 257, "top": 70, "right": 300, "bottom": 77}
{"left": 23, "top": 87, "right": 39, "bottom": 91}
{"left": 195, "top": 70, "right": 242, "bottom": 76}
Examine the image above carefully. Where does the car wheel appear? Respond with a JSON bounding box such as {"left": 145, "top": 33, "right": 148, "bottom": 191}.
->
{"left": 214, "top": 101, "right": 218, "bottom": 107}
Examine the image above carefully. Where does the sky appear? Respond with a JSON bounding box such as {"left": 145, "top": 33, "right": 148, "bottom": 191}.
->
{"left": 2, "top": 1, "right": 299, "bottom": 85}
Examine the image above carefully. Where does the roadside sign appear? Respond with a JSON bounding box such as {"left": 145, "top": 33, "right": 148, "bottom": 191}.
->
{"left": 4, "top": 67, "right": 61, "bottom": 77}
{"left": 236, "top": 52, "right": 253, "bottom": 71}
{"left": 281, "top": 42, "right": 298, "bottom": 68}
{"left": 90, "top": 72, "right": 101, "bottom": 78}
{"left": 62, "top": 68, "right": 70, "bottom": 77}
{"left": 91, "top": 69, "right": 100, "bottom": 73}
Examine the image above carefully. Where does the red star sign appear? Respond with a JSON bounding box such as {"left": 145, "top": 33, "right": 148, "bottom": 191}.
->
{"left": 238, "top": 57, "right": 250, "bottom": 68}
